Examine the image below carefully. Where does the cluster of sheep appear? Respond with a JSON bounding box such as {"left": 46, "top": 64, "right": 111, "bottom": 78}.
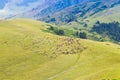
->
{"left": 17, "top": 35, "right": 88, "bottom": 58}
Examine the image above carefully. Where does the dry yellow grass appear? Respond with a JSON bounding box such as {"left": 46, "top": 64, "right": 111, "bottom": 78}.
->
{"left": 0, "top": 19, "right": 120, "bottom": 80}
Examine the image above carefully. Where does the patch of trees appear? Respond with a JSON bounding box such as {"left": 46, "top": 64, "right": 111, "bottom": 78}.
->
{"left": 92, "top": 21, "right": 120, "bottom": 41}
{"left": 48, "top": 26, "right": 65, "bottom": 35}
{"left": 55, "top": 29, "right": 64, "bottom": 35}
{"left": 76, "top": 31, "right": 87, "bottom": 39}
{"left": 83, "top": 23, "right": 88, "bottom": 27}
{"left": 46, "top": 18, "right": 56, "bottom": 23}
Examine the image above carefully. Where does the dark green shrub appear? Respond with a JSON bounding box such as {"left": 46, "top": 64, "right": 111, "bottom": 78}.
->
{"left": 79, "top": 32, "right": 87, "bottom": 39}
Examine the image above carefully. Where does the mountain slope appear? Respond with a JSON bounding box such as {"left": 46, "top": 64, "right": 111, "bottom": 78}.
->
{"left": 40, "top": 0, "right": 120, "bottom": 24}
{"left": 0, "top": 0, "right": 45, "bottom": 19}
{"left": 0, "top": 19, "right": 120, "bottom": 80}
{"left": 87, "top": 5, "right": 120, "bottom": 23}
{"left": 16, "top": 0, "right": 82, "bottom": 19}
{"left": 16, "top": 0, "right": 120, "bottom": 25}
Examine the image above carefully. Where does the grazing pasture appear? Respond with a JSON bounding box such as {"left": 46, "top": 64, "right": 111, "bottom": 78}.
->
{"left": 0, "top": 19, "right": 120, "bottom": 80}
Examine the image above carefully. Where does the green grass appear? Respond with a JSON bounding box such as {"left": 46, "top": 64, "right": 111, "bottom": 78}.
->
{"left": 59, "top": 5, "right": 120, "bottom": 42}
{"left": 86, "top": 5, "right": 120, "bottom": 26}
{"left": 0, "top": 19, "right": 120, "bottom": 80}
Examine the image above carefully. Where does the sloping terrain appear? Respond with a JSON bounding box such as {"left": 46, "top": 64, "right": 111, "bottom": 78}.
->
{"left": 87, "top": 5, "right": 120, "bottom": 24}
{"left": 0, "top": 0, "right": 46, "bottom": 19}
{"left": 16, "top": 0, "right": 120, "bottom": 25}
{"left": 15, "top": 0, "right": 120, "bottom": 22}
{"left": 0, "top": 19, "right": 120, "bottom": 80}
{"left": 17, "top": 0, "right": 82, "bottom": 19}
{"left": 40, "top": 0, "right": 120, "bottom": 24}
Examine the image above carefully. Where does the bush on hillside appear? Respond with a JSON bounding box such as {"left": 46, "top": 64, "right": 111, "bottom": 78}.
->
{"left": 76, "top": 31, "right": 87, "bottom": 39}
{"left": 55, "top": 29, "right": 64, "bottom": 35}
{"left": 48, "top": 26, "right": 65, "bottom": 35}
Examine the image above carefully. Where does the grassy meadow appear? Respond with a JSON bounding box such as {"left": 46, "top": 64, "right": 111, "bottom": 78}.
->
{"left": 0, "top": 19, "right": 120, "bottom": 80}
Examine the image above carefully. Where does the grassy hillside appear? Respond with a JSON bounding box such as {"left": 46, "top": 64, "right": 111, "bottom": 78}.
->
{"left": 60, "top": 5, "right": 120, "bottom": 28}
{"left": 85, "top": 5, "right": 120, "bottom": 27}
{"left": 39, "top": 0, "right": 120, "bottom": 25}
{"left": 0, "top": 19, "right": 120, "bottom": 80}
{"left": 54, "top": 5, "right": 120, "bottom": 43}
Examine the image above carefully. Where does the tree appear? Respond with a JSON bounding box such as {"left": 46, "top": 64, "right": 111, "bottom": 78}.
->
{"left": 79, "top": 32, "right": 87, "bottom": 39}
{"left": 50, "top": 18, "right": 56, "bottom": 22}
{"left": 75, "top": 31, "right": 79, "bottom": 36}
{"left": 55, "top": 30, "right": 64, "bottom": 35}
{"left": 95, "top": 21, "right": 100, "bottom": 24}
{"left": 48, "top": 26, "right": 54, "bottom": 30}
{"left": 83, "top": 23, "right": 88, "bottom": 27}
